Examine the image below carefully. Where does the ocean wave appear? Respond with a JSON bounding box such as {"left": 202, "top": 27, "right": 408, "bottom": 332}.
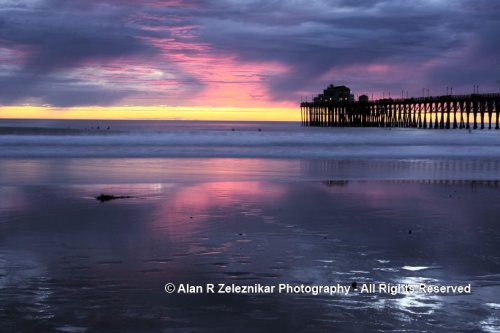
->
{"left": 1, "top": 128, "right": 500, "bottom": 158}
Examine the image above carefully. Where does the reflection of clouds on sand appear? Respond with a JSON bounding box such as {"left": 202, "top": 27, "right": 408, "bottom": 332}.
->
{"left": 321, "top": 181, "right": 431, "bottom": 208}
{"left": 141, "top": 180, "right": 289, "bottom": 271}
{"left": 1, "top": 179, "right": 499, "bottom": 331}
{"left": 0, "top": 160, "right": 52, "bottom": 185}
{"left": 0, "top": 158, "right": 301, "bottom": 185}
{"left": 150, "top": 181, "right": 286, "bottom": 237}
{"left": 0, "top": 187, "right": 29, "bottom": 213}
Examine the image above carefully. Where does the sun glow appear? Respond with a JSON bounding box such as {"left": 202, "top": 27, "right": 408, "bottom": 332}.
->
{"left": 0, "top": 105, "right": 299, "bottom": 121}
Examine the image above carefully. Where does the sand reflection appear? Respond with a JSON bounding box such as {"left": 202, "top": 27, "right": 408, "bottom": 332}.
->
{"left": 150, "top": 181, "right": 286, "bottom": 237}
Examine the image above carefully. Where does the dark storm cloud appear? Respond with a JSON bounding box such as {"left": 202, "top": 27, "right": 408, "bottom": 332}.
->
{"left": 0, "top": 0, "right": 158, "bottom": 106}
{"left": 187, "top": 0, "right": 498, "bottom": 98}
{"left": 426, "top": 0, "right": 500, "bottom": 91}
{"left": 0, "top": 74, "right": 134, "bottom": 107}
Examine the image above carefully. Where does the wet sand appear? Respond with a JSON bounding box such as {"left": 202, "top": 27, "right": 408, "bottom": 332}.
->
{"left": 1, "top": 160, "right": 500, "bottom": 332}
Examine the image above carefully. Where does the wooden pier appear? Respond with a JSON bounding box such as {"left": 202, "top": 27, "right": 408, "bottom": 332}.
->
{"left": 301, "top": 93, "right": 500, "bottom": 129}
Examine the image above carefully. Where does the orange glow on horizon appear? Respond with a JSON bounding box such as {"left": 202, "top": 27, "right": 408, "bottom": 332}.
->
{"left": 0, "top": 105, "right": 299, "bottom": 121}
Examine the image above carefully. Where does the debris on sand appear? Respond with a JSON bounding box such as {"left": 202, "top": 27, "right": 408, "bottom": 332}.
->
{"left": 95, "top": 194, "right": 134, "bottom": 203}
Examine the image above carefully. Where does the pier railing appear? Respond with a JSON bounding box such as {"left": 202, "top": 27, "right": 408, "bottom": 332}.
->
{"left": 300, "top": 93, "right": 500, "bottom": 129}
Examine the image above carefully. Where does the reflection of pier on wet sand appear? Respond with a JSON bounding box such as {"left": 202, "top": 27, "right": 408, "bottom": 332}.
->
{"left": 301, "top": 93, "right": 500, "bottom": 129}
{"left": 301, "top": 159, "right": 500, "bottom": 181}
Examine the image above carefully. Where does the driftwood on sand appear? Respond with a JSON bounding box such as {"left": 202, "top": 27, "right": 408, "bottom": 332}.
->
{"left": 95, "top": 194, "right": 134, "bottom": 202}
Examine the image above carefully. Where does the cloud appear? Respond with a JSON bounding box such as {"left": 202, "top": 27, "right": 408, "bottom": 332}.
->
{"left": 0, "top": 0, "right": 499, "bottom": 107}
{"left": 0, "top": 0, "right": 160, "bottom": 106}
{"left": 189, "top": 0, "right": 493, "bottom": 98}
{"left": 426, "top": 1, "right": 500, "bottom": 92}
{"left": 0, "top": 73, "right": 135, "bottom": 106}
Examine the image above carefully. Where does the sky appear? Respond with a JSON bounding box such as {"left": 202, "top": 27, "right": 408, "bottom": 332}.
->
{"left": 0, "top": 0, "right": 499, "bottom": 120}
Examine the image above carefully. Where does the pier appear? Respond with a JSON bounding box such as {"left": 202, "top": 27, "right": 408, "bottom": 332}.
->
{"left": 300, "top": 85, "right": 500, "bottom": 129}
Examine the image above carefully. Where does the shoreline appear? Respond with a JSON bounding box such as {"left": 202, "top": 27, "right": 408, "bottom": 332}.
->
{"left": 2, "top": 157, "right": 500, "bottom": 186}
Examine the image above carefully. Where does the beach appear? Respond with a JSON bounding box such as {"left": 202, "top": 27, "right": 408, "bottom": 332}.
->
{"left": 1, "top": 120, "right": 500, "bottom": 332}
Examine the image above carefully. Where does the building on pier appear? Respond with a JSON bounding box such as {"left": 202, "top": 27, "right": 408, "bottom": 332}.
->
{"left": 313, "top": 84, "right": 354, "bottom": 103}
{"left": 359, "top": 94, "right": 369, "bottom": 103}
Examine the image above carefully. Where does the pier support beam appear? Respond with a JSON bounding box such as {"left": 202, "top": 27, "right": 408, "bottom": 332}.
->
{"left": 480, "top": 100, "right": 485, "bottom": 130}
{"left": 496, "top": 99, "right": 500, "bottom": 130}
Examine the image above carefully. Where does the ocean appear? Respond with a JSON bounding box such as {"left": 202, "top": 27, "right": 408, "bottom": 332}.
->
{"left": 2, "top": 119, "right": 500, "bottom": 159}
{"left": 2, "top": 119, "right": 500, "bottom": 185}
{"left": 1, "top": 119, "right": 499, "bottom": 332}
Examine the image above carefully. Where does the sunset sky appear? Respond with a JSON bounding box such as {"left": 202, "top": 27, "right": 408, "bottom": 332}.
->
{"left": 0, "top": 0, "right": 499, "bottom": 120}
